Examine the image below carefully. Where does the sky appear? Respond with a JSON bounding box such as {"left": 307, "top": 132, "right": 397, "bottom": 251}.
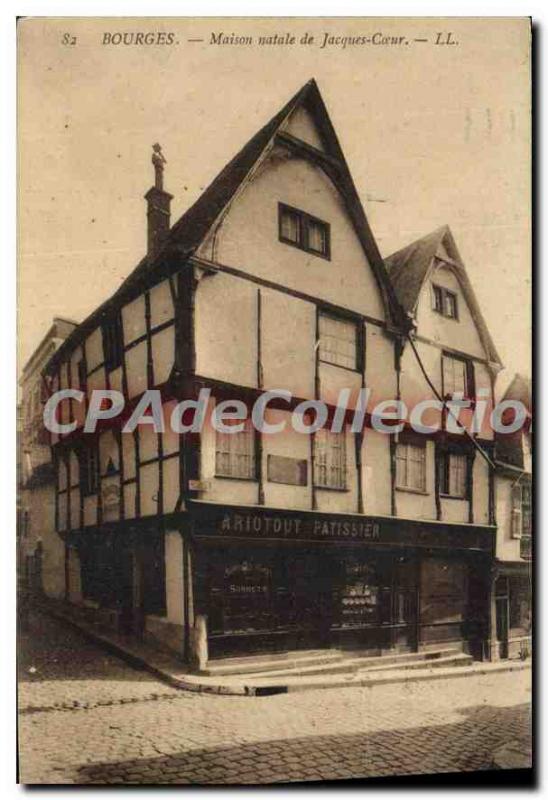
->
{"left": 18, "top": 17, "right": 531, "bottom": 393}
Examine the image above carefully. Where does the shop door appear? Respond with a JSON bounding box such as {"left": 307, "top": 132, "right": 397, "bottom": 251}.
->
{"left": 496, "top": 597, "right": 509, "bottom": 659}
{"left": 286, "top": 552, "right": 335, "bottom": 650}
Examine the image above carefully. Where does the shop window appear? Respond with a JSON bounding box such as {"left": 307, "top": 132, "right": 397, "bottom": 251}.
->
{"left": 439, "top": 451, "right": 468, "bottom": 498}
{"left": 509, "top": 578, "right": 531, "bottom": 633}
{"left": 339, "top": 561, "right": 381, "bottom": 628}
{"left": 278, "top": 203, "right": 330, "bottom": 258}
{"left": 318, "top": 313, "right": 358, "bottom": 370}
{"left": 222, "top": 560, "right": 273, "bottom": 633}
{"left": 396, "top": 440, "right": 426, "bottom": 492}
{"left": 215, "top": 421, "right": 256, "bottom": 480}
{"left": 314, "top": 428, "right": 347, "bottom": 489}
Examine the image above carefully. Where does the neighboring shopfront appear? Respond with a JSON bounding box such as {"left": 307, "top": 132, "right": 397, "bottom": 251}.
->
{"left": 188, "top": 501, "right": 494, "bottom": 661}
{"left": 492, "top": 564, "right": 532, "bottom": 661}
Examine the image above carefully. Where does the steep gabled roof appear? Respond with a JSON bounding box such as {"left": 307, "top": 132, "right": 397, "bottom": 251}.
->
{"left": 385, "top": 225, "right": 502, "bottom": 366}
{"left": 494, "top": 372, "right": 532, "bottom": 470}
{"left": 46, "top": 79, "right": 402, "bottom": 374}
{"left": 501, "top": 373, "right": 532, "bottom": 412}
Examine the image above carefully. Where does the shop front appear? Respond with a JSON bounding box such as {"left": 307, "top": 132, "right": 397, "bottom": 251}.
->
{"left": 188, "top": 501, "right": 495, "bottom": 661}
{"left": 492, "top": 562, "right": 532, "bottom": 660}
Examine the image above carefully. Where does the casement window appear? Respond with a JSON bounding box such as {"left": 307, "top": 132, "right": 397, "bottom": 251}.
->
{"left": 102, "top": 313, "right": 124, "bottom": 372}
{"left": 318, "top": 313, "right": 359, "bottom": 370}
{"left": 432, "top": 284, "right": 459, "bottom": 319}
{"left": 278, "top": 203, "right": 330, "bottom": 258}
{"left": 79, "top": 442, "right": 99, "bottom": 496}
{"left": 520, "top": 481, "right": 532, "bottom": 560}
{"left": 442, "top": 353, "right": 474, "bottom": 398}
{"left": 314, "top": 428, "right": 347, "bottom": 490}
{"left": 439, "top": 451, "right": 468, "bottom": 498}
{"left": 395, "top": 440, "right": 427, "bottom": 492}
{"left": 511, "top": 481, "right": 532, "bottom": 547}
{"left": 215, "top": 421, "right": 256, "bottom": 480}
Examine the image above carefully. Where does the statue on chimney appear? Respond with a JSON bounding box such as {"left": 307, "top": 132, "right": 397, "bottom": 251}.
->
{"left": 152, "top": 143, "right": 167, "bottom": 191}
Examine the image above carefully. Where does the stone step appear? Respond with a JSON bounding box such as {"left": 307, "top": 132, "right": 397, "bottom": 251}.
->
{"left": 240, "top": 649, "right": 470, "bottom": 680}
{"left": 201, "top": 648, "right": 344, "bottom": 677}
{"left": 203, "top": 646, "right": 465, "bottom": 678}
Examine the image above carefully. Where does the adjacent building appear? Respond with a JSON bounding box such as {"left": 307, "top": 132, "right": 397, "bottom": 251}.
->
{"left": 491, "top": 374, "right": 532, "bottom": 659}
{"left": 19, "top": 317, "right": 77, "bottom": 597}
{"left": 36, "top": 80, "right": 530, "bottom": 667}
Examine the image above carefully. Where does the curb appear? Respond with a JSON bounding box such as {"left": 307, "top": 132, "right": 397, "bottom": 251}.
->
{"left": 40, "top": 601, "right": 531, "bottom": 698}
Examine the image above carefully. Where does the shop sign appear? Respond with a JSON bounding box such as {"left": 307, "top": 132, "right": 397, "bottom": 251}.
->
{"left": 190, "top": 502, "right": 494, "bottom": 552}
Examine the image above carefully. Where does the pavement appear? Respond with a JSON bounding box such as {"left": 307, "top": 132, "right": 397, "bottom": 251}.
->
{"left": 39, "top": 596, "right": 530, "bottom": 696}
{"left": 18, "top": 605, "right": 532, "bottom": 785}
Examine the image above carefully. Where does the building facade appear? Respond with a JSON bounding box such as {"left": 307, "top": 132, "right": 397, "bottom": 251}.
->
{"left": 491, "top": 375, "right": 532, "bottom": 660}
{"left": 19, "top": 317, "right": 77, "bottom": 598}
{"left": 40, "top": 80, "right": 526, "bottom": 667}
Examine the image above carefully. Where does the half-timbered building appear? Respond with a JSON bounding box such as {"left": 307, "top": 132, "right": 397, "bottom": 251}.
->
{"left": 43, "top": 80, "right": 510, "bottom": 667}
{"left": 491, "top": 374, "right": 532, "bottom": 660}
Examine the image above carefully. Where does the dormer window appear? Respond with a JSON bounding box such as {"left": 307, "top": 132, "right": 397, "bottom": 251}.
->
{"left": 432, "top": 284, "right": 458, "bottom": 319}
{"left": 278, "top": 203, "right": 330, "bottom": 259}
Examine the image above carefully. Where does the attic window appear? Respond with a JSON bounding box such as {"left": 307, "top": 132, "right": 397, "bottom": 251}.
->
{"left": 278, "top": 203, "right": 330, "bottom": 259}
{"left": 432, "top": 284, "right": 458, "bottom": 319}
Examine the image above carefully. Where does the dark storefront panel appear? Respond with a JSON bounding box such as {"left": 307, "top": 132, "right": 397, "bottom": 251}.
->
{"left": 200, "top": 545, "right": 421, "bottom": 657}
{"left": 190, "top": 502, "right": 494, "bottom": 659}
{"left": 78, "top": 528, "right": 166, "bottom": 621}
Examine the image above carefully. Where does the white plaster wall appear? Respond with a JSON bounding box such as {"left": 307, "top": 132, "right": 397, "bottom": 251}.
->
{"left": 125, "top": 341, "right": 147, "bottom": 398}
{"left": 282, "top": 106, "right": 326, "bottom": 151}
{"left": 194, "top": 271, "right": 258, "bottom": 388}
{"left": 262, "top": 409, "right": 313, "bottom": 510}
{"left": 495, "top": 475, "right": 523, "bottom": 561}
{"left": 165, "top": 530, "right": 184, "bottom": 626}
{"left": 151, "top": 326, "right": 175, "bottom": 386}
{"left": 440, "top": 497, "right": 469, "bottom": 524}
{"left": 366, "top": 326, "right": 398, "bottom": 408}
{"left": 261, "top": 288, "right": 315, "bottom": 399}
{"left": 415, "top": 264, "right": 487, "bottom": 359}
{"left": 122, "top": 294, "right": 146, "bottom": 344}
{"left": 150, "top": 279, "right": 174, "bottom": 328}
{"left": 362, "top": 430, "right": 392, "bottom": 515}
{"left": 197, "top": 145, "right": 386, "bottom": 321}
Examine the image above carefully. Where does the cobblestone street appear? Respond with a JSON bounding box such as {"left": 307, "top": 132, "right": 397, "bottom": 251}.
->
{"left": 18, "top": 608, "right": 532, "bottom": 785}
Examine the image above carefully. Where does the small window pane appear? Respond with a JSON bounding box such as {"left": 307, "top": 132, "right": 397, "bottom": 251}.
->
{"left": 396, "top": 442, "right": 426, "bottom": 491}
{"left": 280, "top": 208, "right": 300, "bottom": 244}
{"left": 307, "top": 218, "right": 328, "bottom": 255}
{"left": 445, "top": 292, "right": 458, "bottom": 319}
{"left": 447, "top": 453, "right": 467, "bottom": 497}
{"left": 443, "top": 356, "right": 467, "bottom": 397}
{"left": 215, "top": 421, "right": 256, "bottom": 480}
{"left": 432, "top": 285, "right": 444, "bottom": 313}
{"left": 314, "top": 429, "right": 347, "bottom": 489}
{"left": 318, "top": 314, "right": 358, "bottom": 369}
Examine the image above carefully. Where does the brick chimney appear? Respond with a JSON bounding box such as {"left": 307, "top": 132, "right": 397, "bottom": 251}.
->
{"left": 145, "top": 143, "right": 173, "bottom": 258}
